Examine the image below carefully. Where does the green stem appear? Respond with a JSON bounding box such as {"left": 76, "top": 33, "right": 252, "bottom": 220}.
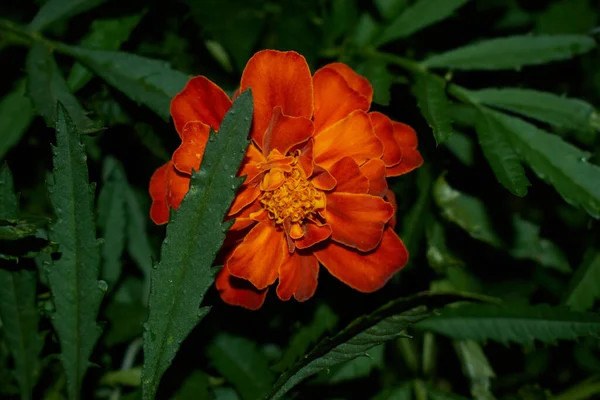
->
{"left": 551, "top": 376, "right": 600, "bottom": 400}
{"left": 0, "top": 19, "right": 56, "bottom": 48}
{"left": 396, "top": 337, "right": 420, "bottom": 374}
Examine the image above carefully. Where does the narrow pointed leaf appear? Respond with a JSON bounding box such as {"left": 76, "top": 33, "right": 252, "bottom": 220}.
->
{"left": 141, "top": 91, "right": 253, "bottom": 399}
{"left": 0, "top": 269, "right": 43, "bottom": 400}
{"left": 28, "top": 0, "right": 107, "bottom": 32}
{"left": 0, "top": 81, "right": 35, "bottom": 160}
{"left": 453, "top": 340, "right": 495, "bottom": 400}
{"left": 26, "top": 42, "right": 102, "bottom": 134}
{"left": 417, "top": 303, "right": 600, "bottom": 344}
{"left": 413, "top": 73, "right": 454, "bottom": 145}
{"left": 47, "top": 103, "right": 104, "bottom": 400}
{"left": 376, "top": 0, "right": 469, "bottom": 46}
{"left": 0, "top": 163, "right": 18, "bottom": 220}
{"left": 424, "top": 35, "right": 596, "bottom": 70}
{"left": 565, "top": 249, "right": 600, "bottom": 311}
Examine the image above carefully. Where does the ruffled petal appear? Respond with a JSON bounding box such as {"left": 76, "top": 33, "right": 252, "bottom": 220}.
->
{"left": 276, "top": 251, "right": 319, "bottom": 302}
{"left": 310, "top": 165, "right": 337, "bottom": 191}
{"left": 386, "top": 121, "right": 424, "bottom": 177}
{"left": 296, "top": 139, "right": 314, "bottom": 178}
{"left": 322, "top": 63, "right": 373, "bottom": 104}
{"left": 239, "top": 144, "right": 266, "bottom": 184}
{"left": 170, "top": 76, "right": 232, "bottom": 136}
{"left": 226, "top": 221, "right": 287, "bottom": 289}
{"left": 313, "top": 110, "right": 383, "bottom": 170}
{"left": 262, "top": 106, "right": 314, "bottom": 156}
{"left": 328, "top": 157, "right": 369, "bottom": 194}
{"left": 228, "top": 184, "right": 261, "bottom": 216}
{"left": 314, "top": 228, "right": 408, "bottom": 292}
{"left": 240, "top": 50, "right": 313, "bottom": 147}
{"left": 313, "top": 68, "right": 370, "bottom": 134}
{"left": 216, "top": 268, "right": 267, "bottom": 310}
{"left": 166, "top": 164, "right": 191, "bottom": 211}
{"left": 149, "top": 162, "right": 171, "bottom": 225}
{"left": 360, "top": 159, "right": 388, "bottom": 197}
{"left": 370, "top": 112, "right": 402, "bottom": 167}
{"left": 384, "top": 190, "right": 397, "bottom": 229}
{"left": 172, "top": 121, "right": 211, "bottom": 174}
{"left": 295, "top": 222, "right": 332, "bottom": 249}
{"left": 323, "top": 192, "right": 393, "bottom": 252}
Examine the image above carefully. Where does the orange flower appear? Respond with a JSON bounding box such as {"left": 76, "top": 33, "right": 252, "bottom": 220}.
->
{"left": 149, "top": 50, "right": 423, "bottom": 310}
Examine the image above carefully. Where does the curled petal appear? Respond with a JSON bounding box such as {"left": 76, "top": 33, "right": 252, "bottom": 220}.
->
{"left": 360, "top": 159, "right": 388, "bottom": 197}
{"left": 149, "top": 162, "right": 171, "bottom": 225}
{"left": 276, "top": 251, "right": 319, "bottom": 302}
{"left": 260, "top": 169, "right": 286, "bottom": 191}
{"left": 370, "top": 112, "right": 402, "bottom": 167}
{"left": 170, "top": 76, "right": 232, "bottom": 136}
{"left": 172, "top": 121, "right": 211, "bottom": 175}
{"left": 216, "top": 268, "right": 267, "bottom": 310}
{"left": 262, "top": 107, "right": 314, "bottom": 156}
{"left": 296, "top": 139, "right": 314, "bottom": 178}
{"left": 386, "top": 121, "right": 424, "bottom": 177}
{"left": 384, "top": 190, "right": 398, "bottom": 229}
{"left": 295, "top": 222, "right": 332, "bottom": 249}
{"left": 322, "top": 63, "right": 373, "bottom": 104}
{"left": 313, "top": 68, "right": 370, "bottom": 134}
{"left": 328, "top": 157, "right": 369, "bottom": 194}
{"left": 315, "top": 228, "right": 408, "bottom": 292}
{"left": 310, "top": 165, "right": 337, "bottom": 191}
{"left": 323, "top": 192, "right": 393, "bottom": 252}
{"left": 240, "top": 50, "right": 313, "bottom": 146}
{"left": 228, "top": 184, "right": 261, "bottom": 216}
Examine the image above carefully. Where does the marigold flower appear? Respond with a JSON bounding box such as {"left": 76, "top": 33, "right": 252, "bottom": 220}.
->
{"left": 149, "top": 50, "right": 423, "bottom": 310}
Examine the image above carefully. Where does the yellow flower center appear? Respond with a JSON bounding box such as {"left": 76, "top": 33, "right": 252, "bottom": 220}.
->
{"left": 260, "top": 168, "right": 325, "bottom": 225}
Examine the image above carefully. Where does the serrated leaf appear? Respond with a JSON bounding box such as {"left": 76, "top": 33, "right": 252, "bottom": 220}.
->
{"left": 47, "top": 103, "right": 104, "bottom": 400}
{"left": 67, "top": 13, "right": 144, "bottom": 92}
{"left": 0, "top": 163, "right": 18, "bottom": 220}
{"left": 376, "top": 0, "right": 469, "bottom": 46}
{"left": 26, "top": 42, "right": 102, "bottom": 134}
{"left": 452, "top": 340, "right": 495, "bottom": 400}
{"left": 321, "top": 344, "right": 385, "bottom": 384}
{"left": 565, "top": 249, "right": 600, "bottom": 311}
{"left": 488, "top": 110, "right": 600, "bottom": 219}
{"left": 416, "top": 303, "right": 600, "bottom": 344}
{"left": 266, "top": 292, "right": 482, "bottom": 400}
{"left": 0, "top": 221, "right": 39, "bottom": 241}
{"left": 470, "top": 88, "right": 597, "bottom": 138}
{"left": 413, "top": 73, "right": 454, "bottom": 145}
{"left": 424, "top": 35, "right": 596, "bottom": 70}
{"left": 474, "top": 109, "right": 530, "bottom": 196}
{"left": 141, "top": 90, "right": 252, "bottom": 400}
{"left": 0, "top": 81, "right": 35, "bottom": 160}
{"left": 58, "top": 45, "right": 191, "bottom": 121}
{"left": 207, "top": 334, "right": 275, "bottom": 400}
{"left": 0, "top": 269, "right": 43, "bottom": 400}
{"left": 28, "top": 0, "right": 107, "bottom": 32}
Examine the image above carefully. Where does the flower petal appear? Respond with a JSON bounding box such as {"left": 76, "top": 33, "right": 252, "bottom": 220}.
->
{"left": 328, "top": 157, "right": 369, "bottom": 194}
{"left": 323, "top": 63, "right": 373, "bottom": 104}
{"left": 170, "top": 76, "right": 232, "bottom": 136}
{"left": 262, "top": 106, "right": 314, "bottom": 156}
{"left": 384, "top": 190, "right": 397, "bottom": 229}
{"left": 370, "top": 112, "right": 402, "bottom": 167}
{"left": 239, "top": 144, "right": 266, "bottom": 184}
{"left": 386, "top": 121, "right": 424, "bottom": 177}
{"left": 315, "top": 228, "right": 408, "bottom": 292}
{"left": 216, "top": 268, "right": 267, "bottom": 310}
{"left": 295, "top": 222, "right": 332, "bottom": 249}
{"left": 149, "top": 162, "right": 171, "bottom": 225}
{"left": 226, "top": 221, "right": 287, "bottom": 289}
{"left": 276, "top": 251, "right": 319, "bottom": 302}
{"left": 323, "top": 192, "right": 393, "bottom": 252}
{"left": 313, "top": 68, "right": 370, "bottom": 134}
{"left": 228, "top": 184, "right": 261, "bottom": 216}
{"left": 360, "top": 159, "right": 388, "bottom": 197}
{"left": 310, "top": 165, "right": 336, "bottom": 191}
{"left": 313, "top": 110, "right": 383, "bottom": 170}
{"left": 240, "top": 50, "right": 313, "bottom": 146}
{"left": 172, "top": 121, "right": 211, "bottom": 175}
{"left": 166, "top": 163, "right": 191, "bottom": 211}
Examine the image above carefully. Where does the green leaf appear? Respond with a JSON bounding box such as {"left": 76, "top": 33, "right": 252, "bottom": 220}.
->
{"left": 100, "top": 368, "right": 142, "bottom": 387}
{"left": 352, "top": 13, "right": 380, "bottom": 47}
{"left": 207, "top": 334, "right": 275, "bottom": 400}
{"left": 424, "top": 35, "right": 596, "bottom": 70}
{"left": 325, "top": 0, "right": 358, "bottom": 44}
{"left": 443, "top": 131, "right": 475, "bottom": 167}
{"left": 374, "top": 0, "right": 408, "bottom": 20}
{"left": 0, "top": 81, "right": 35, "bottom": 161}
{"left": 47, "top": 103, "right": 104, "bottom": 400}
{"left": 28, "top": 0, "right": 107, "bottom": 32}
{"left": 452, "top": 340, "right": 495, "bottom": 400}
{"left": 26, "top": 42, "right": 102, "bottom": 134}
{"left": 376, "top": 0, "right": 469, "bottom": 46}
{"left": 141, "top": 90, "right": 253, "bottom": 400}
{"left": 474, "top": 109, "right": 530, "bottom": 197}
{"left": 321, "top": 344, "right": 385, "bottom": 384}
{"left": 58, "top": 45, "right": 191, "bottom": 121}
{"left": 416, "top": 303, "right": 600, "bottom": 345}
{"left": 67, "top": 13, "right": 144, "bottom": 92}
{"left": 104, "top": 299, "right": 147, "bottom": 346}
{"left": 372, "top": 382, "right": 413, "bottom": 400}
{"left": 488, "top": 110, "right": 600, "bottom": 219}
{"left": 424, "top": 384, "right": 470, "bottom": 400}
{"left": 356, "top": 59, "right": 392, "bottom": 105}
{"left": 413, "top": 73, "right": 454, "bottom": 145}
{"left": 174, "top": 370, "right": 209, "bottom": 400}
{"left": 0, "top": 269, "right": 43, "bottom": 400}
{"left": 470, "top": 88, "right": 598, "bottom": 138}
{"left": 0, "top": 163, "right": 18, "bottom": 220}
{"left": 535, "top": 0, "right": 597, "bottom": 35}
{"left": 0, "top": 220, "right": 41, "bottom": 241}
{"left": 565, "top": 249, "right": 600, "bottom": 311}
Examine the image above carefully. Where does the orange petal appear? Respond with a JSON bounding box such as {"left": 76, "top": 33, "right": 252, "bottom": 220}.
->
{"left": 386, "top": 121, "right": 424, "bottom": 176}
{"left": 370, "top": 112, "right": 402, "bottom": 167}
{"left": 296, "top": 139, "right": 314, "bottom": 178}
{"left": 315, "top": 228, "right": 408, "bottom": 292}
{"left": 323, "top": 63, "right": 373, "bottom": 104}
{"left": 170, "top": 76, "right": 232, "bottom": 136}
{"left": 239, "top": 144, "right": 266, "bottom": 184}
{"left": 360, "top": 159, "right": 388, "bottom": 197}
{"left": 166, "top": 164, "right": 191, "bottom": 211}
{"left": 240, "top": 50, "right": 313, "bottom": 147}
{"left": 172, "top": 121, "right": 211, "bottom": 175}
{"left": 313, "top": 110, "right": 383, "bottom": 170}
{"left": 149, "top": 162, "right": 171, "bottom": 225}
{"left": 295, "top": 222, "right": 332, "bottom": 249}
{"left": 260, "top": 169, "right": 286, "bottom": 191}
{"left": 384, "top": 190, "right": 397, "bottom": 229}
{"left": 328, "top": 157, "right": 368, "bottom": 194}
{"left": 262, "top": 106, "right": 314, "bottom": 156}
{"left": 216, "top": 268, "right": 267, "bottom": 310}
{"left": 313, "top": 68, "right": 370, "bottom": 134}
{"left": 323, "top": 192, "right": 393, "bottom": 252}
{"left": 228, "top": 184, "right": 261, "bottom": 216}
{"left": 276, "top": 251, "right": 319, "bottom": 302}
{"left": 226, "top": 221, "right": 287, "bottom": 289}
{"left": 310, "top": 165, "right": 337, "bottom": 191}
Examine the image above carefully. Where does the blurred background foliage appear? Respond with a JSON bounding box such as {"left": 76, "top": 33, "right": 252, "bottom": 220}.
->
{"left": 1, "top": 0, "right": 600, "bottom": 399}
